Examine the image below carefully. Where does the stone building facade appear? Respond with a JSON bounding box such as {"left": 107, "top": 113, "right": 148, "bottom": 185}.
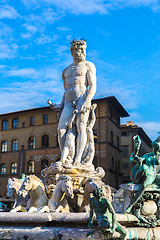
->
{"left": 121, "top": 121, "right": 152, "bottom": 183}
{"left": 0, "top": 96, "right": 129, "bottom": 197}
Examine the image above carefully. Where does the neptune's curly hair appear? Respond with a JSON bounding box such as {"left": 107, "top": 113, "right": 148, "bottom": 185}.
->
{"left": 70, "top": 38, "right": 86, "bottom": 54}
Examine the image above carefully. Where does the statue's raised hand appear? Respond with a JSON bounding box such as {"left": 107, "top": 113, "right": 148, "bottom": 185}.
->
{"left": 133, "top": 135, "right": 141, "bottom": 156}
{"left": 133, "top": 135, "right": 141, "bottom": 144}
{"left": 47, "top": 100, "right": 63, "bottom": 111}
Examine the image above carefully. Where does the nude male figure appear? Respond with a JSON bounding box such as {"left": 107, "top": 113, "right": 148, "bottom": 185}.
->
{"left": 87, "top": 188, "right": 126, "bottom": 239}
{"left": 54, "top": 39, "right": 97, "bottom": 164}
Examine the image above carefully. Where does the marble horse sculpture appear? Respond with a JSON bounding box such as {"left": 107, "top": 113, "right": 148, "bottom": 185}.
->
{"left": 18, "top": 175, "right": 48, "bottom": 212}
{"left": 80, "top": 177, "right": 112, "bottom": 213}
{"left": 48, "top": 175, "right": 74, "bottom": 212}
{"left": 41, "top": 175, "right": 74, "bottom": 213}
{"left": 7, "top": 178, "right": 29, "bottom": 212}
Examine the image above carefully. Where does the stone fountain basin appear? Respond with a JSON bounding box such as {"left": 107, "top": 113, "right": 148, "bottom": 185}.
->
{"left": 0, "top": 212, "right": 159, "bottom": 239}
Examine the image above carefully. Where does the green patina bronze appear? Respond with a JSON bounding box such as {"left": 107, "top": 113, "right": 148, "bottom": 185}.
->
{"left": 87, "top": 188, "right": 126, "bottom": 239}
{"left": 125, "top": 135, "right": 160, "bottom": 214}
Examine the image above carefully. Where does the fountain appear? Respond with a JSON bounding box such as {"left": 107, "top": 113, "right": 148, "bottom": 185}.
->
{"left": 0, "top": 39, "right": 160, "bottom": 240}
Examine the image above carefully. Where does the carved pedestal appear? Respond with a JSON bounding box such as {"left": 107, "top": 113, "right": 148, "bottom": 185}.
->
{"left": 123, "top": 184, "right": 160, "bottom": 227}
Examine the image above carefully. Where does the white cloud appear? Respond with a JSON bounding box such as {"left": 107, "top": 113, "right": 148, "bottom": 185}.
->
{"left": 139, "top": 122, "right": 160, "bottom": 140}
{"left": 0, "top": 64, "right": 7, "bottom": 75}
{"left": 4, "top": 66, "right": 62, "bottom": 81}
{"left": 103, "top": 0, "right": 160, "bottom": 12}
{"left": 56, "top": 45, "right": 68, "bottom": 54}
{"left": 98, "top": 29, "right": 110, "bottom": 37}
{"left": 87, "top": 50, "right": 118, "bottom": 72}
{"left": 0, "top": 66, "right": 63, "bottom": 114}
{"left": 0, "top": 23, "right": 15, "bottom": 46}
{"left": 21, "top": 23, "right": 38, "bottom": 39}
{"left": 21, "top": 0, "right": 108, "bottom": 14}
{"left": 21, "top": 45, "right": 28, "bottom": 50}
{"left": 95, "top": 79, "right": 140, "bottom": 110}
{"left": 0, "top": 23, "right": 18, "bottom": 59}
{"left": 20, "top": 56, "right": 36, "bottom": 60}
{"left": 0, "top": 5, "right": 19, "bottom": 19}
{"left": 7, "top": 68, "right": 38, "bottom": 78}
{"left": 20, "top": 8, "right": 63, "bottom": 44}
{"left": 0, "top": 43, "right": 18, "bottom": 59}
{"left": 0, "top": 65, "right": 7, "bottom": 69}
{"left": 26, "top": 8, "right": 63, "bottom": 27}
{"left": 111, "top": 0, "right": 159, "bottom": 7}
{"left": 41, "top": 8, "right": 62, "bottom": 23}
{"left": 36, "top": 34, "right": 59, "bottom": 45}
{"left": 20, "top": 0, "right": 160, "bottom": 15}
{"left": 0, "top": 23, "right": 13, "bottom": 39}
{"left": 66, "top": 35, "right": 73, "bottom": 41}
{"left": 87, "top": 49, "right": 142, "bottom": 111}
{"left": 57, "top": 26, "right": 70, "bottom": 31}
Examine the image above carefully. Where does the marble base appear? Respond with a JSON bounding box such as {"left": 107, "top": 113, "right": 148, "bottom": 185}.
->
{"left": 0, "top": 212, "right": 159, "bottom": 239}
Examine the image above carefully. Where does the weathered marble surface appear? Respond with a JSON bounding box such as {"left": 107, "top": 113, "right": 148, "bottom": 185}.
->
{"left": 0, "top": 211, "right": 159, "bottom": 239}
{"left": 0, "top": 227, "right": 150, "bottom": 240}
{"left": 49, "top": 39, "right": 97, "bottom": 167}
{"left": 0, "top": 212, "right": 139, "bottom": 224}
{"left": 0, "top": 225, "right": 160, "bottom": 239}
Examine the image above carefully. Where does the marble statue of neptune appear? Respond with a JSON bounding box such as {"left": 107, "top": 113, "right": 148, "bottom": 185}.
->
{"left": 55, "top": 39, "right": 97, "bottom": 165}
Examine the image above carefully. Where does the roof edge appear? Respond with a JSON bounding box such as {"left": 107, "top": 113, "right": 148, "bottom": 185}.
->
{"left": 0, "top": 96, "right": 129, "bottom": 118}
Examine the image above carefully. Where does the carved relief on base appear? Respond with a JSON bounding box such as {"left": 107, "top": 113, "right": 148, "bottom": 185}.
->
{"left": 122, "top": 184, "right": 160, "bottom": 227}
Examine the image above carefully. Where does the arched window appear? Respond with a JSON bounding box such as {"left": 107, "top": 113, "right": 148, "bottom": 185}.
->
{"left": 2, "top": 120, "right": 8, "bottom": 131}
{"left": 10, "top": 162, "right": 17, "bottom": 174}
{"left": 12, "top": 139, "right": 18, "bottom": 151}
{"left": 12, "top": 118, "right": 19, "bottom": 129}
{"left": 41, "top": 159, "right": 49, "bottom": 170}
{"left": 1, "top": 141, "right": 7, "bottom": 152}
{"left": 28, "top": 160, "right": 34, "bottom": 173}
{"left": 0, "top": 163, "right": 6, "bottom": 174}
{"left": 28, "top": 137, "right": 35, "bottom": 149}
{"left": 41, "top": 135, "right": 49, "bottom": 148}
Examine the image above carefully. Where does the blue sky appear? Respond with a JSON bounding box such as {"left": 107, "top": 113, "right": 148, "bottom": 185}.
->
{"left": 0, "top": 0, "right": 160, "bottom": 140}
